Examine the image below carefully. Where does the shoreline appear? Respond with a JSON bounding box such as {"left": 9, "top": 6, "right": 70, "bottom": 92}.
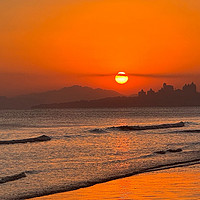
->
{"left": 26, "top": 159, "right": 200, "bottom": 200}
{"left": 31, "top": 163, "right": 200, "bottom": 200}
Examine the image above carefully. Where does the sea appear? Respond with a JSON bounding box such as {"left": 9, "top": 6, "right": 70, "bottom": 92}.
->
{"left": 0, "top": 107, "right": 200, "bottom": 199}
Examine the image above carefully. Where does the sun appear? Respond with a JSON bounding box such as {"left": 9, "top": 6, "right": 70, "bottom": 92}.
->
{"left": 115, "top": 72, "right": 128, "bottom": 84}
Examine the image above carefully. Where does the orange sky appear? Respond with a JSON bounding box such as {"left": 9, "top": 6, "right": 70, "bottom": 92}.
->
{"left": 0, "top": 0, "right": 200, "bottom": 96}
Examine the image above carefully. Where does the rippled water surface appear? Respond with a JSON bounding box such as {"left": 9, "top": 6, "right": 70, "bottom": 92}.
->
{"left": 0, "top": 107, "right": 200, "bottom": 199}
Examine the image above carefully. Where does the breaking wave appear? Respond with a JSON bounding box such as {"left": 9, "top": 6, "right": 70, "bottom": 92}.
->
{"left": 89, "top": 122, "right": 185, "bottom": 133}
{"left": 0, "top": 135, "right": 51, "bottom": 145}
{"left": 107, "top": 122, "right": 185, "bottom": 131}
{"left": 0, "top": 172, "right": 26, "bottom": 184}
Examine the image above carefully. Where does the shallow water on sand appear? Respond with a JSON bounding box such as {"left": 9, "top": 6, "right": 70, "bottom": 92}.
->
{"left": 0, "top": 108, "right": 200, "bottom": 199}
{"left": 32, "top": 164, "right": 200, "bottom": 200}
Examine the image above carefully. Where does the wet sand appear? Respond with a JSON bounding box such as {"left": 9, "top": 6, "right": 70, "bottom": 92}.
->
{"left": 31, "top": 164, "right": 200, "bottom": 200}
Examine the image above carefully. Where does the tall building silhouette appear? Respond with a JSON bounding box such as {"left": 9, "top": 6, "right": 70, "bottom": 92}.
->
{"left": 182, "top": 82, "right": 197, "bottom": 95}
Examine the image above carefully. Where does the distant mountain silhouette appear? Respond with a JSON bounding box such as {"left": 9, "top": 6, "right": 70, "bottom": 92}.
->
{"left": 32, "top": 82, "right": 200, "bottom": 109}
{"left": 0, "top": 85, "right": 122, "bottom": 109}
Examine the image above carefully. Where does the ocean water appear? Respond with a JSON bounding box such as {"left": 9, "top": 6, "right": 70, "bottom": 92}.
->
{"left": 0, "top": 107, "right": 200, "bottom": 199}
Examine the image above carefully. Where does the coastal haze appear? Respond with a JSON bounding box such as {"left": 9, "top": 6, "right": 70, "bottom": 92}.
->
{"left": 1, "top": 82, "right": 200, "bottom": 109}
{"left": 0, "top": 85, "right": 121, "bottom": 109}
{"left": 33, "top": 82, "right": 200, "bottom": 109}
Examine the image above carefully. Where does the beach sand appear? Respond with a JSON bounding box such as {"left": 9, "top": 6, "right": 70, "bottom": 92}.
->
{"left": 31, "top": 164, "right": 200, "bottom": 200}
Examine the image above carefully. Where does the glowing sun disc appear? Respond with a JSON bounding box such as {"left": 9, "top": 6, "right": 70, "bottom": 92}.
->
{"left": 115, "top": 72, "right": 128, "bottom": 84}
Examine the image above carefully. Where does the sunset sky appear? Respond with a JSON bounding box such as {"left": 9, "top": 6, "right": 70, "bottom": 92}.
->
{"left": 0, "top": 0, "right": 200, "bottom": 96}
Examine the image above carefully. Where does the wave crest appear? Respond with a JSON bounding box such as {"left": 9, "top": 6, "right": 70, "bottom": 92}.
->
{"left": 107, "top": 122, "right": 185, "bottom": 131}
{"left": 0, "top": 172, "right": 26, "bottom": 184}
{"left": 0, "top": 135, "right": 51, "bottom": 145}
